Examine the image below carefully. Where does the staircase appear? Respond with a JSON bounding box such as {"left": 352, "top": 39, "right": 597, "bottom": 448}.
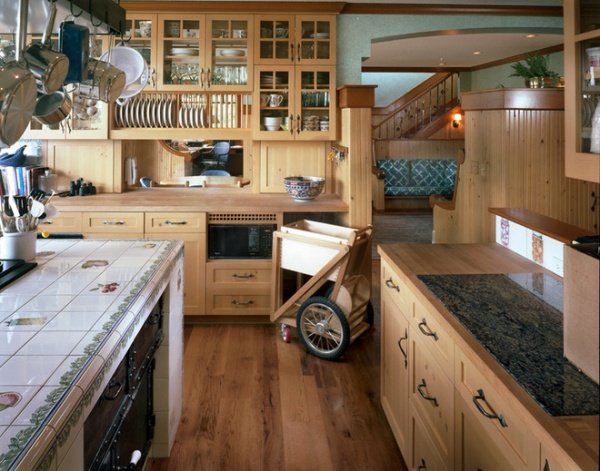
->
{"left": 372, "top": 72, "right": 460, "bottom": 140}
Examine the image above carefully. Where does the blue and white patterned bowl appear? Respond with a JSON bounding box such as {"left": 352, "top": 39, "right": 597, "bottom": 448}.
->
{"left": 283, "top": 176, "right": 325, "bottom": 201}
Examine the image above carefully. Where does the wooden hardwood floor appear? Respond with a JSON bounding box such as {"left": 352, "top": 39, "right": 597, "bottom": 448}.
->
{"left": 147, "top": 259, "right": 407, "bottom": 471}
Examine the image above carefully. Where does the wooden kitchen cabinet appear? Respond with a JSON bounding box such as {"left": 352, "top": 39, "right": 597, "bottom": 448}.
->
{"left": 254, "top": 15, "right": 336, "bottom": 65}
{"left": 205, "top": 260, "right": 272, "bottom": 315}
{"left": 38, "top": 211, "right": 83, "bottom": 234}
{"left": 145, "top": 212, "right": 206, "bottom": 316}
{"left": 82, "top": 211, "right": 145, "bottom": 239}
{"left": 253, "top": 65, "right": 336, "bottom": 140}
{"left": 157, "top": 14, "right": 253, "bottom": 92}
{"left": 410, "top": 403, "right": 449, "bottom": 471}
{"left": 124, "top": 13, "right": 158, "bottom": 91}
{"left": 380, "top": 259, "right": 411, "bottom": 460}
{"left": 564, "top": 0, "right": 600, "bottom": 182}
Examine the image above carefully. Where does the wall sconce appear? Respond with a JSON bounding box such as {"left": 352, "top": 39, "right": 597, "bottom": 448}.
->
{"left": 452, "top": 113, "right": 462, "bottom": 128}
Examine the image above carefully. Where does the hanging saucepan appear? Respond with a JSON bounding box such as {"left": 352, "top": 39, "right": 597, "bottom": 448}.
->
{"left": 84, "top": 58, "right": 126, "bottom": 103}
{"left": 0, "top": 59, "right": 38, "bottom": 147}
{"left": 33, "top": 86, "right": 72, "bottom": 125}
{"left": 23, "top": 2, "right": 69, "bottom": 95}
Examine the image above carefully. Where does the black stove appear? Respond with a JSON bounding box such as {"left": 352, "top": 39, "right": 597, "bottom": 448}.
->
{"left": 0, "top": 259, "right": 38, "bottom": 290}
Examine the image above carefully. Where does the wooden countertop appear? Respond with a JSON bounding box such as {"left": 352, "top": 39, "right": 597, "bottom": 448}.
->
{"left": 489, "top": 207, "right": 596, "bottom": 244}
{"left": 51, "top": 189, "right": 349, "bottom": 213}
{"left": 378, "top": 243, "right": 599, "bottom": 471}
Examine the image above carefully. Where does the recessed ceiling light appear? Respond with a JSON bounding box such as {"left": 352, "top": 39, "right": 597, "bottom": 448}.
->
{"left": 526, "top": 34, "right": 537, "bottom": 38}
{"left": 473, "top": 51, "right": 482, "bottom": 55}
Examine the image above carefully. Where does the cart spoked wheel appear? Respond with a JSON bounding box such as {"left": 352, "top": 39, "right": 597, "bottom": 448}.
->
{"left": 280, "top": 324, "right": 292, "bottom": 343}
{"left": 296, "top": 296, "right": 350, "bottom": 360}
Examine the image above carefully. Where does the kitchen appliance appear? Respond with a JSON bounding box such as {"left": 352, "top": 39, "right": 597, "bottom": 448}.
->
{"left": 208, "top": 223, "right": 276, "bottom": 259}
{"left": 0, "top": 259, "right": 37, "bottom": 289}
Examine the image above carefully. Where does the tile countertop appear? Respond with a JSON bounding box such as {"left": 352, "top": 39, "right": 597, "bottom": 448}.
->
{"left": 0, "top": 238, "right": 184, "bottom": 471}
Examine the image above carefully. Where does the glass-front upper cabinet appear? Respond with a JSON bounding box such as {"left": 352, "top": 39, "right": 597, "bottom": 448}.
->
{"left": 124, "top": 14, "right": 157, "bottom": 91}
{"left": 565, "top": 0, "right": 600, "bottom": 182}
{"left": 254, "top": 65, "right": 336, "bottom": 141}
{"left": 157, "top": 14, "right": 252, "bottom": 91}
{"left": 255, "top": 15, "right": 335, "bottom": 65}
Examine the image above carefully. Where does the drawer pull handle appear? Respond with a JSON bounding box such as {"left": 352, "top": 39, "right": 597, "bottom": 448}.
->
{"left": 397, "top": 328, "right": 408, "bottom": 368}
{"left": 418, "top": 318, "right": 438, "bottom": 341}
{"left": 232, "top": 300, "right": 255, "bottom": 306}
{"left": 41, "top": 220, "right": 54, "bottom": 225}
{"left": 385, "top": 277, "right": 400, "bottom": 292}
{"left": 102, "top": 220, "right": 125, "bottom": 225}
{"left": 473, "top": 389, "right": 508, "bottom": 427}
{"left": 417, "top": 459, "right": 427, "bottom": 470}
{"left": 103, "top": 379, "right": 123, "bottom": 400}
{"left": 165, "top": 220, "right": 188, "bottom": 225}
{"left": 417, "top": 379, "right": 438, "bottom": 406}
{"left": 232, "top": 273, "right": 255, "bottom": 279}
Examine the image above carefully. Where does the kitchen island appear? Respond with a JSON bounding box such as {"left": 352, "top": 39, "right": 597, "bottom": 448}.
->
{"left": 378, "top": 243, "right": 599, "bottom": 471}
{"left": 0, "top": 239, "right": 184, "bottom": 470}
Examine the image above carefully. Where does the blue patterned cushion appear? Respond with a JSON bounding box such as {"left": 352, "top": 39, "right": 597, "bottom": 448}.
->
{"left": 377, "top": 159, "right": 410, "bottom": 187}
{"left": 410, "top": 159, "right": 446, "bottom": 187}
{"left": 444, "top": 160, "right": 457, "bottom": 187}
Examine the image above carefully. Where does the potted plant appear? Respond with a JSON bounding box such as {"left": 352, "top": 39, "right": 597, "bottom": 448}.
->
{"left": 508, "top": 53, "right": 560, "bottom": 88}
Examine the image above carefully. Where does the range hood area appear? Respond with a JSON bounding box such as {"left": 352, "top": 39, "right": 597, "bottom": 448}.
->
{"left": 0, "top": 0, "right": 125, "bottom": 36}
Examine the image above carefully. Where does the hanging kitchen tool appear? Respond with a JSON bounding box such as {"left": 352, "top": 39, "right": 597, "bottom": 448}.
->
{"left": 59, "top": 19, "right": 90, "bottom": 84}
{"left": 24, "top": 2, "right": 69, "bottom": 95}
{"left": 33, "top": 86, "right": 72, "bottom": 125}
{"left": 79, "top": 57, "right": 126, "bottom": 103}
{"left": 99, "top": 42, "right": 146, "bottom": 88}
{"left": 115, "top": 59, "right": 149, "bottom": 105}
{"left": 0, "top": 0, "right": 38, "bottom": 148}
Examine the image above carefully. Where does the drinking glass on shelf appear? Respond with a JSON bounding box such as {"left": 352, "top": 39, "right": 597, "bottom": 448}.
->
{"left": 213, "top": 67, "right": 223, "bottom": 85}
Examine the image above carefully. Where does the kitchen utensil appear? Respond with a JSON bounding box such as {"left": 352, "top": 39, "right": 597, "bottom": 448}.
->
{"left": 24, "top": 2, "right": 69, "bottom": 95}
{"left": 99, "top": 44, "right": 146, "bottom": 88}
{"left": 0, "top": 59, "right": 38, "bottom": 147}
{"left": 115, "top": 59, "right": 149, "bottom": 105}
{"left": 59, "top": 20, "right": 90, "bottom": 84}
{"left": 33, "top": 86, "right": 72, "bottom": 125}
{"left": 37, "top": 226, "right": 50, "bottom": 238}
{"left": 83, "top": 58, "right": 127, "bottom": 104}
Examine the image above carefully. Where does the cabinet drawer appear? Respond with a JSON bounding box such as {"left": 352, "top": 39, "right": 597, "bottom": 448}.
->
{"left": 411, "top": 337, "right": 454, "bottom": 465}
{"left": 145, "top": 212, "right": 206, "bottom": 233}
{"left": 206, "top": 293, "right": 271, "bottom": 315}
{"left": 409, "top": 403, "right": 449, "bottom": 471}
{"left": 455, "top": 348, "right": 539, "bottom": 470}
{"left": 83, "top": 212, "right": 144, "bottom": 234}
{"left": 411, "top": 298, "right": 454, "bottom": 376}
{"left": 381, "top": 259, "right": 413, "bottom": 317}
{"left": 206, "top": 261, "right": 272, "bottom": 287}
{"left": 39, "top": 211, "right": 83, "bottom": 233}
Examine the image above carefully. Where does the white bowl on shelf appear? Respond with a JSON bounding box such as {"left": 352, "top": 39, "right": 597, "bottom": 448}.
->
{"left": 265, "top": 125, "right": 280, "bottom": 131}
{"left": 263, "top": 117, "right": 282, "bottom": 126}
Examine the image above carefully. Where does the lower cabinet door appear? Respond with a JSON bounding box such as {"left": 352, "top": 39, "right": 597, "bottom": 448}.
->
{"left": 410, "top": 403, "right": 449, "bottom": 471}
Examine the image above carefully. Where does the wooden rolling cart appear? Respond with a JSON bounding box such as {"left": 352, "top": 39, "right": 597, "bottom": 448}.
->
{"left": 270, "top": 220, "right": 373, "bottom": 360}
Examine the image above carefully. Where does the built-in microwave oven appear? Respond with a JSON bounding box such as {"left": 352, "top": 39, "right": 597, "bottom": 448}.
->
{"left": 208, "top": 224, "right": 277, "bottom": 259}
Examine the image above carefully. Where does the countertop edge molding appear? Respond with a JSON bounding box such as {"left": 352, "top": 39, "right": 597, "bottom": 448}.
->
{"left": 461, "top": 88, "right": 564, "bottom": 111}
{"left": 489, "top": 207, "right": 596, "bottom": 244}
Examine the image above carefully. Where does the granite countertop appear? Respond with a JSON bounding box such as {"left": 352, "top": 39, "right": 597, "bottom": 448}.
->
{"left": 0, "top": 239, "right": 183, "bottom": 471}
{"left": 417, "top": 272, "right": 599, "bottom": 417}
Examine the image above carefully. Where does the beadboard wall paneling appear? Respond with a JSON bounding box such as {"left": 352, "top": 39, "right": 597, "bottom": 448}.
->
{"left": 433, "top": 109, "right": 600, "bottom": 244}
{"left": 373, "top": 139, "right": 465, "bottom": 161}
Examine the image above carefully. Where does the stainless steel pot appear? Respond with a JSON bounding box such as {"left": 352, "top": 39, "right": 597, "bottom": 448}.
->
{"left": 24, "top": 3, "right": 69, "bottom": 95}
{"left": 33, "top": 87, "right": 72, "bottom": 125}
{"left": 0, "top": 59, "right": 38, "bottom": 147}
{"left": 83, "top": 58, "right": 126, "bottom": 103}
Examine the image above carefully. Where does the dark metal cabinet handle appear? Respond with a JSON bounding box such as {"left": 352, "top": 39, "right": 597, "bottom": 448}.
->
{"left": 103, "top": 379, "right": 123, "bottom": 400}
{"left": 231, "top": 300, "right": 255, "bottom": 306}
{"left": 232, "top": 273, "right": 255, "bottom": 279}
{"left": 165, "top": 220, "right": 188, "bottom": 225}
{"left": 418, "top": 318, "right": 438, "bottom": 341}
{"left": 290, "top": 43, "right": 294, "bottom": 62}
{"left": 296, "top": 115, "right": 301, "bottom": 134}
{"left": 417, "top": 379, "right": 438, "bottom": 407}
{"left": 473, "top": 389, "right": 508, "bottom": 427}
{"left": 297, "top": 43, "right": 301, "bottom": 62}
{"left": 417, "top": 459, "right": 427, "bottom": 470}
{"left": 397, "top": 328, "right": 408, "bottom": 368}
{"left": 102, "top": 220, "right": 125, "bottom": 225}
{"left": 385, "top": 277, "right": 400, "bottom": 292}
{"left": 289, "top": 114, "right": 294, "bottom": 135}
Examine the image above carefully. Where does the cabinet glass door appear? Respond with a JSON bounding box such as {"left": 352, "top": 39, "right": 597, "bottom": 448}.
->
{"left": 577, "top": 1, "right": 600, "bottom": 154}
{"left": 159, "top": 16, "right": 205, "bottom": 90}
{"left": 125, "top": 14, "right": 156, "bottom": 90}
{"left": 298, "top": 18, "right": 333, "bottom": 62}
{"left": 255, "top": 67, "right": 293, "bottom": 139}
{"left": 297, "top": 67, "right": 333, "bottom": 138}
{"left": 208, "top": 16, "right": 252, "bottom": 90}
{"left": 256, "top": 16, "right": 293, "bottom": 63}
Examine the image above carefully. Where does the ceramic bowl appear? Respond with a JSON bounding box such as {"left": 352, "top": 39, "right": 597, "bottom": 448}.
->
{"left": 265, "top": 125, "right": 280, "bottom": 131}
{"left": 283, "top": 176, "right": 325, "bottom": 201}
{"left": 263, "top": 116, "right": 282, "bottom": 125}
